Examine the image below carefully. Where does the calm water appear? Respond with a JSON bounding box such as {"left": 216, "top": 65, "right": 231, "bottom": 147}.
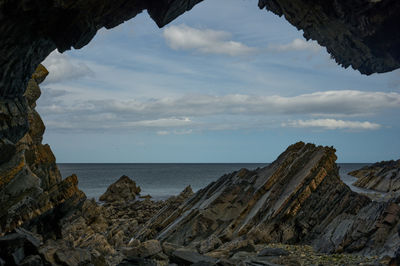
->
{"left": 58, "top": 163, "right": 371, "bottom": 200}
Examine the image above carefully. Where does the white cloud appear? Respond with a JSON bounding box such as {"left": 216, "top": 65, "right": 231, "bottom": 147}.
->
{"left": 96, "top": 90, "right": 400, "bottom": 117}
{"left": 163, "top": 24, "right": 256, "bottom": 56}
{"left": 173, "top": 129, "right": 193, "bottom": 135}
{"left": 42, "top": 51, "right": 94, "bottom": 84}
{"left": 268, "top": 38, "right": 321, "bottom": 53}
{"left": 121, "top": 117, "right": 191, "bottom": 128}
{"left": 157, "top": 131, "right": 170, "bottom": 135}
{"left": 283, "top": 119, "right": 381, "bottom": 130}
{"left": 38, "top": 89, "right": 400, "bottom": 132}
{"left": 156, "top": 129, "right": 193, "bottom": 136}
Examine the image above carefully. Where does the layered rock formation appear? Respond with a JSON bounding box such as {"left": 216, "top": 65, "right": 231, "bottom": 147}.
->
{"left": 349, "top": 159, "right": 400, "bottom": 192}
{"left": 57, "top": 184, "right": 194, "bottom": 265}
{"left": 2, "top": 140, "right": 398, "bottom": 265}
{"left": 0, "top": 65, "right": 86, "bottom": 237}
{"left": 135, "top": 142, "right": 399, "bottom": 258}
{"left": 259, "top": 0, "right": 400, "bottom": 75}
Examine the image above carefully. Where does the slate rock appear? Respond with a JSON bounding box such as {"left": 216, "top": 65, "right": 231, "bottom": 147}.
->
{"left": 171, "top": 250, "right": 218, "bottom": 265}
{"left": 258, "top": 248, "right": 289, "bottom": 257}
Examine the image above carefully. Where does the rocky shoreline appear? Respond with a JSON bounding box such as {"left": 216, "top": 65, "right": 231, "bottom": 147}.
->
{"left": 0, "top": 66, "right": 399, "bottom": 265}
{"left": 2, "top": 173, "right": 398, "bottom": 266}
{"left": 349, "top": 160, "right": 400, "bottom": 193}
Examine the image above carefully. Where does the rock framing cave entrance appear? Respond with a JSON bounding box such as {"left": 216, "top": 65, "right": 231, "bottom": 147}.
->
{"left": 1, "top": 0, "right": 400, "bottom": 236}
{"left": 0, "top": 2, "right": 400, "bottom": 265}
{"left": 1, "top": 0, "right": 400, "bottom": 151}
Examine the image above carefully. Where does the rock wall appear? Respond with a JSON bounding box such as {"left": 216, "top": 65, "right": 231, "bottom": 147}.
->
{"left": 349, "top": 159, "right": 400, "bottom": 192}
{"left": 0, "top": 65, "right": 86, "bottom": 237}
{"left": 136, "top": 142, "right": 400, "bottom": 256}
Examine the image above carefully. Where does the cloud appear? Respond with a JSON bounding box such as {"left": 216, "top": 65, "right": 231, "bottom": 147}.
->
{"left": 121, "top": 117, "right": 191, "bottom": 128}
{"left": 163, "top": 24, "right": 256, "bottom": 56}
{"left": 157, "top": 131, "right": 170, "bottom": 135}
{"left": 42, "top": 51, "right": 94, "bottom": 84}
{"left": 96, "top": 90, "right": 400, "bottom": 117}
{"left": 174, "top": 129, "right": 193, "bottom": 135}
{"left": 268, "top": 38, "right": 321, "bottom": 53}
{"left": 156, "top": 129, "right": 193, "bottom": 136}
{"left": 37, "top": 89, "right": 399, "bottom": 132}
{"left": 283, "top": 119, "right": 381, "bottom": 130}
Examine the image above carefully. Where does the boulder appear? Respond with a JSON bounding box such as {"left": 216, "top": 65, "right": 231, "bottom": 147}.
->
{"left": 99, "top": 175, "right": 141, "bottom": 203}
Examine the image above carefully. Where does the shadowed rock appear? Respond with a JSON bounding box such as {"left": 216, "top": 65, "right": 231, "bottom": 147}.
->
{"left": 349, "top": 159, "right": 400, "bottom": 192}
{"left": 259, "top": 0, "right": 400, "bottom": 75}
{"left": 0, "top": 65, "right": 86, "bottom": 237}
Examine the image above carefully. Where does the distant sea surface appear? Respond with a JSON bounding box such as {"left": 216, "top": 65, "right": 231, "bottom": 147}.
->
{"left": 57, "top": 163, "right": 371, "bottom": 200}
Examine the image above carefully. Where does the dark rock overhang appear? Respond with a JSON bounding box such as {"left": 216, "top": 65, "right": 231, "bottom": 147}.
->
{"left": 1, "top": 0, "right": 400, "bottom": 99}
{"left": 0, "top": 0, "right": 400, "bottom": 148}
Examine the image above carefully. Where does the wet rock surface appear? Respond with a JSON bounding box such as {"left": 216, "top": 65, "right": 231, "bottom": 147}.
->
{"left": 349, "top": 159, "right": 400, "bottom": 193}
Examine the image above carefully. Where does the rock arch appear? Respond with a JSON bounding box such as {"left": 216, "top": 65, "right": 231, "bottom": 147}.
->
{"left": 0, "top": 0, "right": 400, "bottom": 236}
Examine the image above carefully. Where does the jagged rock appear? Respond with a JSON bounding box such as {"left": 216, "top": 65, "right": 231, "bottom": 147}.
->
{"left": 349, "top": 160, "right": 400, "bottom": 192}
{"left": 0, "top": 229, "right": 41, "bottom": 265}
{"left": 59, "top": 191, "right": 171, "bottom": 264}
{"left": 38, "top": 238, "right": 107, "bottom": 266}
{"left": 0, "top": 65, "right": 86, "bottom": 238}
{"left": 135, "top": 142, "right": 399, "bottom": 257}
{"left": 99, "top": 175, "right": 141, "bottom": 203}
{"left": 135, "top": 186, "right": 194, "bottom": 241}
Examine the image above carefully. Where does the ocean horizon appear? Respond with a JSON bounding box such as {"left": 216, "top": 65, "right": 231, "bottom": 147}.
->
{"left": 58, "top": 163, "right": 372, "bottom": 200}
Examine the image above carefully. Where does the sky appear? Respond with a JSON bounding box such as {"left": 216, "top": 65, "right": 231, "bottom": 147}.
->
{"left": 39, "top": 0, "right": 400, "bottom": 163}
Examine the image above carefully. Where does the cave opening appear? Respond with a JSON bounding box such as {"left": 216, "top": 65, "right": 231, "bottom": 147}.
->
{"left": 1, "top": 0, "right": 400, "bottom": 264}
{"left": 30, "top": 0, "right": 400, "bottom": 199}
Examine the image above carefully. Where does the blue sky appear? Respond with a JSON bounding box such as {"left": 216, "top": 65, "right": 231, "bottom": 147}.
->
{"left": 39, "top": 0, "right": 400, "bottom": 163}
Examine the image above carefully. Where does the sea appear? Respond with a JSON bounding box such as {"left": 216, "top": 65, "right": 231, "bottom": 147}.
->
{"left": 57, "top": 163, "right": 372, "bottom": 201}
